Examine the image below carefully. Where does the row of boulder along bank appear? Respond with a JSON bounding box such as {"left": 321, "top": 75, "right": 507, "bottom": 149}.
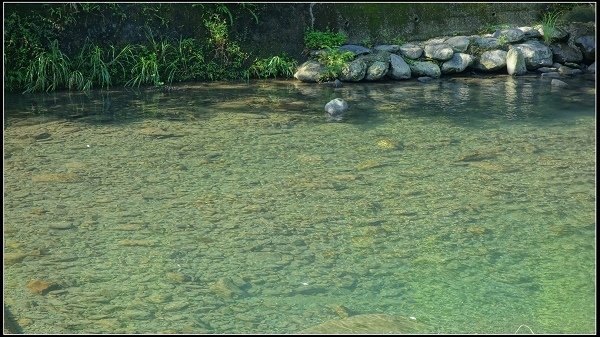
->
{"left": 294, "top": 22, "right": 595, "bottom": 83}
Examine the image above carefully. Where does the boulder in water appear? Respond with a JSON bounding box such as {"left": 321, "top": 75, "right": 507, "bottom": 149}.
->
{"left": 325, "top": 98, "right": 349, "bottom": 117}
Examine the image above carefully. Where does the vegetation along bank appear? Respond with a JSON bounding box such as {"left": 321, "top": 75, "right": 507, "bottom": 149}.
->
{"left": 3, "top": 3, "right": 596, "bottom": 93}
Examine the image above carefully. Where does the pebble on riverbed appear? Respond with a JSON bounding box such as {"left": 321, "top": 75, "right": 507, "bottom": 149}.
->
{"left": 27, "top": 279, "right": 59, "bottom": 295}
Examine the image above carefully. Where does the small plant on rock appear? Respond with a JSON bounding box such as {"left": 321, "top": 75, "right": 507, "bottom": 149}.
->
{"left": 497, "top": 33, "right": 509, "bottom": 46}
{"left": 317, "top": 48, "right": 355, "bottom": 82}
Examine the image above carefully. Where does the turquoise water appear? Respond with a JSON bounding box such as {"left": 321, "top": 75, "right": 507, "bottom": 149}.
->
{"left": 3, "top": 74, "right": 596, "bottom": 334}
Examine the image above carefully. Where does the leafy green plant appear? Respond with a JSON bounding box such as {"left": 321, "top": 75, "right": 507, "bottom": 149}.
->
{"left": 304, "top": 29, "right": 348, "bottom": 50}
{"left": 317, "top": 48, "right": 355, "bottom": 81}
{"left": 4, "top": 11, "right": 51, "bottom": 91}
{"left": 249, "top": 54, "right": 298, "bottom": 79}
{"left": 191, "top": 3, "right": 260, "bottom": 26}
{"left": 164, "top": 37, "right": 205, "bottom": 83}
{"left": 202, "top": 13, "right": 248, "bottom": 80}
{"left": 125, "top": 46, "right": 161, "bottom": 87}
{"left": 204, "top": 14, "right": 230, "bottom": 58}
{"left": 5, "top": 4, "right": 269, "bottom": 92}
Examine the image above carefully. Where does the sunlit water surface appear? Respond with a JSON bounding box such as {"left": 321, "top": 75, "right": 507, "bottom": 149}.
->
{"left": 3, "top": 75, "right": 596, "bottom": 334}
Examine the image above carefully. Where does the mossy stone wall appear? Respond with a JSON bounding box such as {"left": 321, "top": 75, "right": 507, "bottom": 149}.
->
{"left": 239, "top": 3, "right": 553, "bottom": 60}
{"left": 310, "top": 3, "right": 546, "bottom": 45}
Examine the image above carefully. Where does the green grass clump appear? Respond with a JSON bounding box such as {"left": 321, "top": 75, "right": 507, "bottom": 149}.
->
{"left": 249, "top": 54, "right": 298, "bottom": 79}
{"left": 24, "top": 40, "right": 70, "bottom": 93}
{"left": 539, "top": 11, "right": 563, "bottom": 44}
{"left": 304, "top": 29, "right": 348, "bottom": 50}
{"left": 5, "top": 6, "right": 257, "bottom": 93}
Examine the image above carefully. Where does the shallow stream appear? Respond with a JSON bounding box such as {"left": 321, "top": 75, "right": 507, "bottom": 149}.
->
{"left": 3, "top": 74, "right": 596, "bottom": 333}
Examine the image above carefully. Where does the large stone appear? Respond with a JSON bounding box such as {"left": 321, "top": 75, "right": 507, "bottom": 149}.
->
{"left": 338, "top": 44, "right": 371, "bottom": 56}
{"left": 399, "top": 43, "right": 423, "bottom": 59}
{"left": 540, "top": 72, "right": 561, "bottom": 78}
{"left": 518, "top": 26, "right": 542, "bottom": 38}
{"left": 474, "top": 50, "right": 508, "bottom": 72}
{"left": 441, "top": 53, "right": 474, "bottom": 74}
{"left": 423, "top": 43, "right": 454, "bottom": 61}
{"left": 373, "top": 44, "right": 400, "bottom": 53}
{"left": 557, "top": 65, "right": 581, "bottom": 76}
{"left": 325, "top": 98, "right": 349, "bottom": 116}
{"left": 27, "top": 279, "right": 59, "bottom": 295}
{"left": 471, "top": 36, "right": 502, "bottom": 50}
{"left": 424, "top": 37, "right": 446, "bottom": 44}
{"left": 340, "top": 59, "right": 367, "bottom": 82}
{"left": 209, "top": 277, "right": 246, "bottom": 299}
{"left": 364, "top": 61, "right": 389, "bottom": 81}
{"left": 358, "top": 51, "right": 391, "bottom": 64}
{"left": 574, "top": 35, "right": 595, "bottom": 62}
{"left": 565, "top": 22, "right": 594, "bottom": 60}
{"left": 565, "top": 22, "right": 595, "bottom": 42}
{"left": 536, "top": 66, "right": 558, "bottom": 73}
{"left": 506, "top": 48, "right": 527, "bottom": 75}
{"left": 551, "top": 79, "right": 568, "bottom": 87}
{"left": 510, "top": 40, "right": 553, "bottom": 70}
{"left": 493, "top": 28, "right": 525, "bottom": 43}
{"left": 294, "top": 60, "right": 327, "bottom": 82}
{"left": 300, "top": 314, "right": 430, "bottom": 334}
{"left": 445, "top": 36, "right": 470, "bottom": 52}
{"left": 409, "top": 61, "right": 441, "bottom": 78}
{"left": 388, "top": 54, "right": 411, "bottom": 80}
{"left": 550, "top": 43, "right": 583, "bottom": 63}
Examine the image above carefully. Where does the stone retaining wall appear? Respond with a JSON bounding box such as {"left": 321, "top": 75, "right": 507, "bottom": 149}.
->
{"left": 294, "top": 22, "right": 596, "bottom": 83}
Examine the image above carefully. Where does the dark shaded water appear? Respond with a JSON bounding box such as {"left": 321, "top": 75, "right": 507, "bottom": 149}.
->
{"left": 3, "top": 74, "right": 596, "bottom": 334}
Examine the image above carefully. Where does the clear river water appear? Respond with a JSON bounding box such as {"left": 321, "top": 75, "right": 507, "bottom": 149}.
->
{"left": 3, "top": 74, "right": 596, "bottom": 334}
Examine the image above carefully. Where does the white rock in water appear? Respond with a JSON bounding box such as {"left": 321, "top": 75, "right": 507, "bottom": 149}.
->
{"left": 325, "top": 98, "right": 349, "bottom": 116}
{"left": 551, "top": 79, "right": 568, "bottom": 87}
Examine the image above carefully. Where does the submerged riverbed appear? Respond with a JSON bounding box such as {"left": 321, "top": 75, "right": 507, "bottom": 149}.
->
{"left": 3, "top": 74, "right": 596, "bottom": 334}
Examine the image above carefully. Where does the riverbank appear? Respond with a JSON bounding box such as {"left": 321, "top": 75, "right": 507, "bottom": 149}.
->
{"left": 3, "top": 3, "right": 595, "bottom": 93}
{"left": 294, "top": 22, "right": 596, "bottom": 84}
